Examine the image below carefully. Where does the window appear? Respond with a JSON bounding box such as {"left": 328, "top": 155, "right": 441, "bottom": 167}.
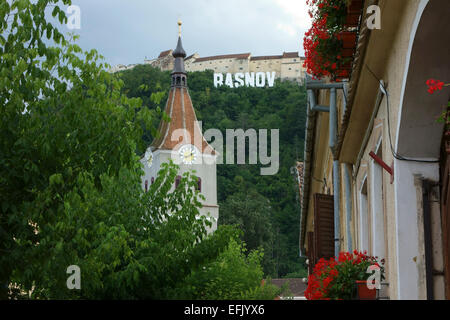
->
{"left": 359, "top": 177, "right": 369, "bottom": 252}
{"left": 197, "top": 177, "right": 202, "bottom": 192}
{"left": 145, "top": 180, "right": 148, "bottom": 192}
{"left": 151, "top": 177, "right": 154, "bottom": 185}
{"left": 370, "top": 139, "right": 386, "bottom": 259}
{"left": 175, "top": 175, "right": 181, "bottom": 188}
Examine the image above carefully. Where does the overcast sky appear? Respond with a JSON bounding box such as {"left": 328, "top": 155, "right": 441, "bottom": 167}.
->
{"left": 63, "top": 0, "right": 312, "bottom": 67}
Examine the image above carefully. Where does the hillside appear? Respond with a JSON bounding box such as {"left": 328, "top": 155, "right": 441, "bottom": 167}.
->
{"left": 119, "top": 65, "right": 308, "bottom": 277}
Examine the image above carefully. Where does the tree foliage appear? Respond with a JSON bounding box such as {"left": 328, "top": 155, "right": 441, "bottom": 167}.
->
{"left": 120, "top": 66, "right": 309, "bottom": 278}
{"left": 0, "top": 0, "right": 275, "bottom": 300}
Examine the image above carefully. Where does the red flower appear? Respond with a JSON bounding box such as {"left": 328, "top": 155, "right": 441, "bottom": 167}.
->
{"left": 426, "top": 79, "right": 445, "bottom": 94}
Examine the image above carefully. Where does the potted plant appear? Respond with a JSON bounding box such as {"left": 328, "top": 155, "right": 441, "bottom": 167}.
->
{"left": 355, "top": 280, "right": 377, "bottom": 300}
{"left": 425, "top": 79, "right": 450, "bottom": 133}
{"left": 304, "top": 0, "right": 363, "bottom": 79}
{"left": 304, "top": 251, "right": 385, "bottom": 300}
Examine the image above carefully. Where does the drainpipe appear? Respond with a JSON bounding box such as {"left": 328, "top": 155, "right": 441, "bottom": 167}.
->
{"left": 344, "top": 163, "right": 353, "bottom": 252}
{"left": 330, "top": 88, "right": 341, "bottom": 257}
{"left": 305, "top": 81, "right": 344, "bottom": 258}
{"left": 307, "top": 89, "right": 330, "bottom": 113}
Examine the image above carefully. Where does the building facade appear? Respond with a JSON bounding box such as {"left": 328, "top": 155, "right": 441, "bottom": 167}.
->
{"left": 140, "top": 29, "right": 219, "bottom": 233}
{"left": 300, "top": 0, "right": 450, "bottom": 300}
{"left": 113, "top": 50, "right": 306, "bottom": 83}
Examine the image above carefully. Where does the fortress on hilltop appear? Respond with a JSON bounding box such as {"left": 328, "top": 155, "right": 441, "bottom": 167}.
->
{"left": 112, "top": 50, "right": 306, "bottom": 83}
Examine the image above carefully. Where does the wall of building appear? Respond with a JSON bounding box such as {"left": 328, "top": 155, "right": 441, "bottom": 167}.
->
{"left": 140, "top": 149, "right": 219, "bottom": 233}
{"left": 188, "top": 57, "right": 250, "bottom": 74}
{"left": 331, "top": 0, "right": 448, "bottom": 300}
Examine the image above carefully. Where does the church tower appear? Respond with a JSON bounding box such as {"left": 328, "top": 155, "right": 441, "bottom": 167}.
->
{"left": 141, "top": 21, "right": 219, "bottom": 233}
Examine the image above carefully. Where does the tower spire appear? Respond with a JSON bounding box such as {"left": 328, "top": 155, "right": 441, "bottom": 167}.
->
{"left": 172, "top": 21, "right": 187, "bottom": 87}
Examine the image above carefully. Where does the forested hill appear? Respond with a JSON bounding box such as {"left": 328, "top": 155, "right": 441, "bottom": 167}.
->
{"left": 119, "top": 65, "right": 308, "bottom": 278}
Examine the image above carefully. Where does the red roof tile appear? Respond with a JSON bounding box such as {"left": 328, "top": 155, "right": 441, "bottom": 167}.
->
{"left": 151, "top": 87, "right": 215, "bottom": 155}
{"left": 269, "top": 278, "right": 307, "bottom": 296}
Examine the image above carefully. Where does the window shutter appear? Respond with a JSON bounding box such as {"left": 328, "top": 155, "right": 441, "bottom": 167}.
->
{"left": 314, "top": 193, "right": 335, "bottom": 260}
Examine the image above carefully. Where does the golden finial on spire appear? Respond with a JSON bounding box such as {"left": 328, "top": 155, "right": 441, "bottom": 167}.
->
{"left": 178, "top": 20, "right": 182, "bottom": 37}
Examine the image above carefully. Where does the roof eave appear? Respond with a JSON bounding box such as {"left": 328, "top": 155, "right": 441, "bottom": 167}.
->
{"left": 335, "top": 0, "right": 377, "bottom": 160}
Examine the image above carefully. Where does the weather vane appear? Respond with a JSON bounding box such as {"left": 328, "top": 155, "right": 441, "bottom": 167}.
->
{"left": 178, "top": 20, "right": 182, "bottom": 37}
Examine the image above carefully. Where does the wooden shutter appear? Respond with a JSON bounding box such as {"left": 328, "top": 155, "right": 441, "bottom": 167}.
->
{"left": 314, "top": 193, "right": 335, "bottom": 260}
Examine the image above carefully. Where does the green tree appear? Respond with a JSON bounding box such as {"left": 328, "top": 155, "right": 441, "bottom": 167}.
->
{"left": 119, "top": 65, "right": 309, "bottom": 278}
{"left": 174, "top": 239, "right": 276, "bottom": 300}
{"left": 0, "top": 0, "right": 272, "bottom": 299}
{"left": 219, "top": 187, "right": 275, "bottom": 276}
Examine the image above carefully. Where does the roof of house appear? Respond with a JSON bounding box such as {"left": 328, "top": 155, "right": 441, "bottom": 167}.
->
{"left": 268, "top": 278, "right": 307, "bottom": 297}
{"left": 185, "top": 53, "right": 196, "bottom": 61}
{"left": 158, "top": 49, "right": 173, "bottom": 58}
{"left": 282, "top": 52, "right": 300, "bottom": 59}
{"left": 194, "top": 53, "right": 251, "bottom": 63}
{"left": 250, "top": 55, "right": 283, "bottom": 61}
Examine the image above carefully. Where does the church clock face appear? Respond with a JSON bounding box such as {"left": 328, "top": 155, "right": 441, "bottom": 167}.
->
{"left": 179, "top": 144, "right": 199, "bottom": 165}
{"left": 144, "top": 149, "right": 153, "bottom": 167}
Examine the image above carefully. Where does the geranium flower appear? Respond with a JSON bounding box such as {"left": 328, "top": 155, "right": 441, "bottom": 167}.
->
{"left": 426, "top": 79, "right": 446, "bottom": 94}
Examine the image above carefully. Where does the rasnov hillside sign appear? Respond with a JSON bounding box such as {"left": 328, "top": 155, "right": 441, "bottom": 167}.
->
{"left": 214, "top": 72, "right": 277, "bottom": 88}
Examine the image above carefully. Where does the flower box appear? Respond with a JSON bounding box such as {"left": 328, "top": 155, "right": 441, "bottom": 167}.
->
{"left": 355, "top": 280, "right": 377, "bottom": 300}
{"left": 341, "top": 48, "right": 354, "bottom": 58}
{"left": 347, "top": 0, "right": 363, "bottom": 14}
{"left": 340, "top": 31, "right": 357, "bottom": 49}
{"left": 305, "top": 251, "right": 385, "bottom": 300}
{"left": 344, "top": 13, "right": 360, "bottom": 27}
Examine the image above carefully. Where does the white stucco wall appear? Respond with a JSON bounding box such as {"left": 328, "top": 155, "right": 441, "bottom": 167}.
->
{"left": 140, "top": 149, "right": 219, "bottom": 233}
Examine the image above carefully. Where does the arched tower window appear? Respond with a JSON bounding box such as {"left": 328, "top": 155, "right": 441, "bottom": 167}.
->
{"left": 151, "top": 177, "right": 154, "bottom": 185}
{"left": 197, "top": 177, "right": 202, "bottom": 192}
{"left": 145, "top": 180, "right": 148, "bottom": 192}
{"left": 175, "top": 175, "right": 181, "bottom": 188}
